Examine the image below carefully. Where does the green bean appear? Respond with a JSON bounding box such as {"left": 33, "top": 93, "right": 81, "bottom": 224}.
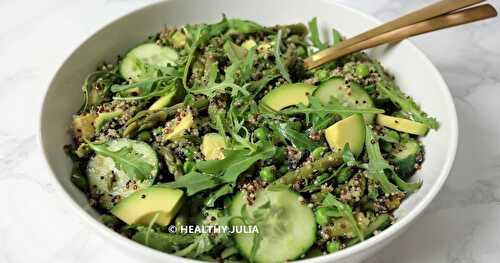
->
{"left": 278, "top": 151, "right": 342, "bottom": 185}
{"left": 347, "top": 214, "right": 391, "bottom": 246}
{"left": 326, "top": 241, "right": 341, "bottom": 253}
{"left": 158, "top": 146, "right": 183, "bottom": 179}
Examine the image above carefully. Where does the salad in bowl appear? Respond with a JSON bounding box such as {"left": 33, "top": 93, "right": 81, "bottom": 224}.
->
{"left": 64, "top": 16, "right": 438, "bottom": 262}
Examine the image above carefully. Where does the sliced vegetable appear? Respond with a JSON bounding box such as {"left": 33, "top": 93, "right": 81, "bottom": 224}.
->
{"left": 230, "top": 187, "right": 316, "bottom": 263}
{"left": 120, "top": 43, "right": 178, "bottom": 82}
{"left": 376, "top": 114, "right": 428, "bottom": 136}
{"left": 261, "top": 83, "right": 316, "bottom": 111}
{"left": 314, "top": 78, "right": 375, "bottom": 123}
{"left": 325, "top": 114, "right": 365, "bottom": 156}
{"left": 86, "top": 139, "right": 158, "bottom": 209}
{"left": 111, "top": 187, "right": 183, "bottom": 226}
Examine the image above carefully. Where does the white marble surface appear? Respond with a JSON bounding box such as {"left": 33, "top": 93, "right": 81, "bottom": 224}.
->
{"left": 1, "top": 0, "right": 499, "bottom": 262}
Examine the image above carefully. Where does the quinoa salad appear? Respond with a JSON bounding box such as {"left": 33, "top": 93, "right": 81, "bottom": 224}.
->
{"left": 65, "top": 16, "right": 438, "bottom": 262}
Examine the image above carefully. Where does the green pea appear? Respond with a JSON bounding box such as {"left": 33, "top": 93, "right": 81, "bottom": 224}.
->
{"left": 315, "top": 209, "right": 330, "bottom": 226}
{"left": 355, "top": 63, "right": 370, "bottom": 78}
{"left": 137, "top": 131, "right": 152, "bottom": 142}
{"left": 296, "top": 46, "right": 307, "bottom": 57}
{"left": 326, "top": 241, "right": 341, "bottom": 253}
{"left": 259, "top": 166, "right": 275, "bottom": 182}
{"left": 183, "top": 161, "right": 195, "bottom": 173}
{"left": 254, "top": 127, "right": 268, "bottom": 141}
{"left": 279, "top": 165, "right": 289, "bottom": 174}
{"left": 314, "top": 69, "right": 329, "bottom": 82}
{"left": 311, "top": 147, "right": 327, "bottom": 160}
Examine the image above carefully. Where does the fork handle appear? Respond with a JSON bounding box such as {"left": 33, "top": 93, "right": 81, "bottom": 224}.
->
{"left": 305, "top": 4, "right": 497, "bottom": 69}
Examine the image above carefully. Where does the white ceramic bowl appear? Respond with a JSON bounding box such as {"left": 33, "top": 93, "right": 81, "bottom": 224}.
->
{"left": 39, "top": 0, "right": 458, "bottom": 262}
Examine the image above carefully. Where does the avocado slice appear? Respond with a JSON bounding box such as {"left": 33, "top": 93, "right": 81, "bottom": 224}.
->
{"left": 376, "top": 114, "right": 428, "bottom": 136}
{"left": 111, "top": 187, "right": 183, "bottom": 226}
{"left": 261, "top": 83, "right": 316, "bottom": 111}
{"left": 164, "top": 111, "right": 194, "bottom": 140}
{"left": 325, "top": 114, "right": 365, "bottom": 156}
{"left": 201, "top": 133, "right": 227, "bottom": 160}
{"left": 72, "top": 113, "right": 97, "bottom": 140}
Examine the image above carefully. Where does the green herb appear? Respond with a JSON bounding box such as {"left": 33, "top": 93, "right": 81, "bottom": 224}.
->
{"left": 132, "top": 231, "right": 197, "bottom": 252}
{"left": 204, "top": 184, "right": 234, "bottom": 207}
{"left": 342, "top": 144, "right": 357, "bottom": 167}
{"left": 85, "top": 140, "right": 153, "bottom": 181}
{"left": 161, "top": 171, "right": 223, "bottom": 196}
{"left": 269, "top": 122, "right": 319, "bottom": 151}
{"left": 322, "top": 194, "right": 364, "bottom": 241}
{"left": 308, "top": 17, "right": 327, "bottom": 50}
{"left": 274, "top": 30, "right": 292, "bottom": 83}
{"left": 374, "top": 63, "right": 439, "bottom": 129}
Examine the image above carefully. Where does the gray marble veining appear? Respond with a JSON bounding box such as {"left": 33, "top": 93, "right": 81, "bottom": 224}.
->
{"left": 1, "top": 0, "right": 499, "bottom": 262}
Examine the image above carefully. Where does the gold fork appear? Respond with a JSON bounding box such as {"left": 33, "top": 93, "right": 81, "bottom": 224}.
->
{"left": 304, "top": 0, "right": 497, "bottom": 69}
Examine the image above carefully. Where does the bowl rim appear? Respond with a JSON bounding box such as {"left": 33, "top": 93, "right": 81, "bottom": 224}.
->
{"left": 38, "top": 0, "right": 458, "bottom": 262}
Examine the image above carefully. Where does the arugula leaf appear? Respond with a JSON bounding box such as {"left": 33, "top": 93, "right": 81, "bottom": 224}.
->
{"left": 85, "top": 140, "right": 153, "bottom": 181}
{"left": 322, "top": 194, "right": 364, "bottom": 241}
{"left": 332, "top": 28, "right": 343, "bottom": 46}
{"left": 189, "top": 61, "right": 249, "bottom": 98}
{"left": 174, "top": 233, "right": 214, "bottom": 258}
{"left": 132, "top": 231, "right": 196, "bottom": 253}
{"left": 308, "top": 17, "right": 328, "bottom": 50}
{"left": 269, "top": 122, "right": 319, "bottom": 151}
{"left": 220, "top": 144, "right": 275, "bottom": 183}
{"left": 364, "top": 127, "right": 399, "bottom": 194}
{"left": 161, "top": 171, "right": 223, "bottom": 196}
{"left": 197, "top": 144, "right": 276, "bottom": 184}
{"left": 204, "top": 184, "right": 234, "bottom": 207}
{"left": 373, "top": 63, "right": 438, "bottom": 129}
{"left": 227, "top": 18, "right": 269, "bottom": 34}
{"left": 274, "top": 30, "right": 292, "bottom": 83}
{"left": 342, "top": 144, "right": 357, "bottom": 167}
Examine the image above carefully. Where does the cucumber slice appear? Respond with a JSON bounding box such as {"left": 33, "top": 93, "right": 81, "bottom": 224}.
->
{"left": 120, "top": 43, "right": 178, "bottom": 82}
{"left": 230, "top": 187, "right": 316, "bottom": 263}
{"left": 87, "top": 139, "right": 159, "bottom": 209}
{"left": 313, "top": 78, "right": 374, "bottom": 123}
{"left": 391, "top": 140, "right": 421, "bottom": 177}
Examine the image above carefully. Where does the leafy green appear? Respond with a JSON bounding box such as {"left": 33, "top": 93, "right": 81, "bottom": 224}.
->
{"left": 342, "top": 144, "right": 357, "bottom": 167}
{"left": 308, "top": 17, "right": 327, "bottom": 50}
{"left": 269, "top": 122, "right": 319, "bottom": 151}
{"left": 322, "top": 193, "right": 364, "bottom": 241}
{"left": 364, "top": 127, "right": 399, "bottom": 194}
{"left": 132, "top": 231, "right": 197, "bottom": 253}
{"left": 164, "top": 143, "right": 275, "bottom": 195}
{"left": 197, "top": 143, "right": 276, "bottom": 183}
{"left": 85, "top": 140, "right": 153, "bottom": 181}
{"left": 189, "top": 61, "right": 250, "bottom": 98}
{"left": 332, "top": 28, "right": 342, "bottom": 45}
{"left": 161, "top": 172, "right": 223, "bottom": 196}
{"left": 174, "top": 233, "right": 214, "bottom": 258}
{"left": 274, "top": 30, "right": 292, "bottom": 83}
{"left": 227, "top": 18, "right": 269, "bottom": 34}
{"left": 373, "top": 63, "right": 439, "bottom": 129}
{"left": 204, "top": 184, "right": 234, "bottom": 207}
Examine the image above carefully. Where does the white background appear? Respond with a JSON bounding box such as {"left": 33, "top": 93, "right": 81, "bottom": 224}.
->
{"left": 1, "top": 0, "right": 500, "bottom": 262}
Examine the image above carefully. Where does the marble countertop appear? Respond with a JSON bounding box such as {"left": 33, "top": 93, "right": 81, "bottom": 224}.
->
{"left": 1, "top": 0, "right": 499, "bottom": 262}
